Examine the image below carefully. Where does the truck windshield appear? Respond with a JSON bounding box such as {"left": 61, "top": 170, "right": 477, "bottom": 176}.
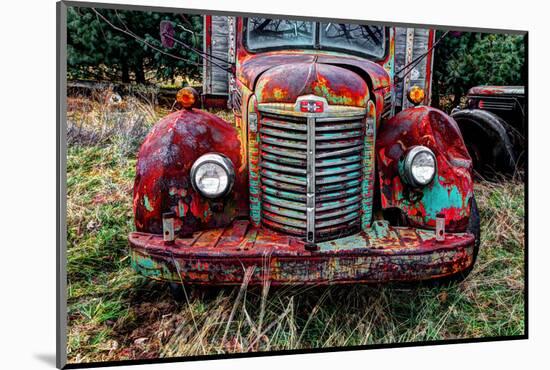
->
{"left": 319, "top": 23, "right": 385, "bottom": 59}
{"left": 245, "top": 18, "right": 386, "bottom": 59}
{"left": 246, "top": 18, "right": 315, "bottom": 49}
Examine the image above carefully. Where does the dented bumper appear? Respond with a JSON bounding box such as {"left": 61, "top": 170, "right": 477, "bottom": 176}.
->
{"left": 128, "top": 220, "right": 475, "bottom": 285}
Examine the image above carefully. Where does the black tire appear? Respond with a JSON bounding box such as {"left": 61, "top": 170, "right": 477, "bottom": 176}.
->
{"left": 452, "top": 111, "right": 516, "bottom": 177}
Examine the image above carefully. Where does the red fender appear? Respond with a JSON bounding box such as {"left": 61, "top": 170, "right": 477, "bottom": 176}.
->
{"left": 133, "top": 109, "right": 248, "bottom": 235}
{"left": 376, "top": 106, "right": 474, "bottom": 232}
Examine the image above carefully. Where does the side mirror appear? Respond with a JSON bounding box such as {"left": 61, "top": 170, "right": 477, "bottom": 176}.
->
{"left": 160, "top": 20, "right": 175, "bottom": 48}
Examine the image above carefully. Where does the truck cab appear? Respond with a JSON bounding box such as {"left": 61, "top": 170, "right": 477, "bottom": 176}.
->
{"left": 128, "top": 16, "right": 479, "bottom": 285}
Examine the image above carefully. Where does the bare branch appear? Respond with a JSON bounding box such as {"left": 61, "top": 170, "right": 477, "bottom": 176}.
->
{"left": 91, "top": 8, "right": 202, "bottom": 67}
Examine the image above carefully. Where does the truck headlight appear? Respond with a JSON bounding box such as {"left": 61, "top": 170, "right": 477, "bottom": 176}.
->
{"left": 400, "top": 146, "right": 436, "bottom": 187}
{"left": 190, "top": 153, "right": 235, "bottom": 198}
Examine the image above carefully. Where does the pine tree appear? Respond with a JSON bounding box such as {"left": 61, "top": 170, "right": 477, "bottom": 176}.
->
{"left": 433, "top": 31, "right": 525, "bottom": 110}
{"left": 67, "top": 7, "right": 203, "bottom": 84}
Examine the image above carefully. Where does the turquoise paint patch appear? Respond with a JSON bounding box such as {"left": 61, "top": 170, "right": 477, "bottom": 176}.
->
{"left": 370, "top": 220, "right": 390, "bottom": 239}
{"left": 318, "top": 233, "right": 369, "bottom": 252}
{"left": 134, "top": 256, "right": 161, "bottom": 278}
{"left": 178, "top": 202, "right": 184, "bottom": 217}
{"left": 421, "top": 179, "right": 467, "bottom": 220}
{"left": 143, "top": 196, "right": 154, "bottom": 212}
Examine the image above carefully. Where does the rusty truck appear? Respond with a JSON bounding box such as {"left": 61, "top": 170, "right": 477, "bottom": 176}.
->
{"left": 128, "top": 16, "right": 479, "bottom": 286}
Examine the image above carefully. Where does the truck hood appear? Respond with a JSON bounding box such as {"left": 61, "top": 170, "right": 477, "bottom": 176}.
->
{"left": 237, "top": 52, "right": 390, "bottom": 107}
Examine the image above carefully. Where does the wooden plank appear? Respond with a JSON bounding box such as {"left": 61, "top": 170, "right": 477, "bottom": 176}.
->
{"left": 211, "top": 16, "right": 230, "bottom": 95}
{"left": 177, "top": 231, "right": 203, "bottom": 247}
{"left": 203, "top": 15, "right": 230, "bottom": 96}
{"left": 191, "top": 228, "right": 225, "bottom": 248}
{"left": 217, "top": 220, "right": 250, "bottom": 248}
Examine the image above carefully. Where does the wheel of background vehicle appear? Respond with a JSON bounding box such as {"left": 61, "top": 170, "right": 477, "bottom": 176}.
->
{"left": 452, "top": 110, "right": 516, "bottom": 177}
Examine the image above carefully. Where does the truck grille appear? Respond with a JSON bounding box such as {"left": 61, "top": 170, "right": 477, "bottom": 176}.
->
{"left": 469, "top": 97, "right": 516, "bottom": 111}
{"left": 258, "top": 113, "right": 365, "bottom": 242}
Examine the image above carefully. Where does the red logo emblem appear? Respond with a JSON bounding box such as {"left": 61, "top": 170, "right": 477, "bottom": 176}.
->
{"left": 300, "top": 100, "right": 324, "bottom": 113}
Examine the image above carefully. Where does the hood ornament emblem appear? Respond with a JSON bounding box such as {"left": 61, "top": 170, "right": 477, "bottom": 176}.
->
{"left": 295, "top": 95, "right": 327, "bottom": 113}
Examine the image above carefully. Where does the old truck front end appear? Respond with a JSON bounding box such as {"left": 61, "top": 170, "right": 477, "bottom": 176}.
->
{"left": 128, "top": 18, "right": 479, "bottom": 285}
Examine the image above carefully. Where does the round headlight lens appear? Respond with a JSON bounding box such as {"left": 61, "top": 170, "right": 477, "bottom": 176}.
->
{"left": 191, "top": 153, "right": 235, "bottom": 198}
{"left": 401, "top": 146, "right": 436, "bottom": 187}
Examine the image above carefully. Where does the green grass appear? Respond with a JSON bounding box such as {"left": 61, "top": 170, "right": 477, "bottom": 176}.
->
{"left": 66, "top": 98, "right": 525, "bottom": 364}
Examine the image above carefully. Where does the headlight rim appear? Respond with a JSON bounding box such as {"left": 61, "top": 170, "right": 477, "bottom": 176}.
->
{"left": 401, "top": 145, "right": 437, "bottom": 187}
{"left": 190, "top": 153, "right": 235, "bottom": 199}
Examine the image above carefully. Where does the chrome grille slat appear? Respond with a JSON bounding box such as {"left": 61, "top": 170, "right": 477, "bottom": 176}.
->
{"left": 262, "top": 178, "right": 305, "bottom": 193}
{"left": 316, "top": 186, "right": 361, "bottom": 201}
{"left": 317, "top": 163, "right": 362, "bottom": 176}
{"left": 262, "top": 144, "right": 306, "bottom": 160}
{"left": 260, "top": 161, "right": 307, "bottom": 175}
{"left": 262, "top": 194, "right": 306, "bottom": 211}
{"left": 263, "top": 203, "right": 307, "bottom": 221}
{"left": 262, "top": 152, "right": 307, "bottom": 167}
{"left": 316, "top": 155, "right": 362, "bottom": 167}
{"left": 259, "top": 113, "right": 365, "bottom": 242}
{"left": 260, "top": 127, "right": 307, "bottom": 141}
{"left": 316, "top": 212, "right": 361, "bottom": 228}
{"left": 317, "top": 179, "right": 362, "bottom": 194}
{"left": 316, "top": 203, "right": 361, "bottom": 220}
{"left": 260, "top": 135, "right": 307, "bottom": 150}
{"left": 316, "top": 195, "right": 362, "bottom": 211}
{"left": 262, "top": 119, "right": 307, "bottom": 131}
{"left": 316, "top": 138, "right": 363, "bottom": 150}
{"left": 315, "top": 145, "right": 364, "bottom": 159}
{"left": 263, "top": 212, "right": 306, "bottom": 229}
{"left": 262, "top": 218, "right": 306, "bottom": 236}
{"left": 316, "top": 130, "right": 362, "bottom": 141}
{"left": 263, "top": 185, "right": 307, "bottom": 202}
{"left": 316, "top": 115, "right": 365, "bottom": 122}
{"left": 316, "top": 171, "right": 362, "bottom": 184}
{"left": 315, "top": 122, "right": 363, "bottom": 131}
{"left": 261, "top": 112, "right": 308, "bottom": 123}
{"left": 261, "top": 168, "right": 306, "bottom": 186}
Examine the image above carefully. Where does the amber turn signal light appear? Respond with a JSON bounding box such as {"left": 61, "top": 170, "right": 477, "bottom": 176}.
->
{"left": 407, "top": 85, "right": 425, "bottom": 106}
{"left": 176, "top": 87, "right": 198, "bottom": 109}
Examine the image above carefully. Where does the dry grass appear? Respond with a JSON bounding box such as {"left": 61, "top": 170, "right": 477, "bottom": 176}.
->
{"left": 65, "top": 96, "right": 525, "bottom": 364}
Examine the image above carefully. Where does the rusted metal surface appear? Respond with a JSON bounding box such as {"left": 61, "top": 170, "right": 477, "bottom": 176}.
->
{"left": 361, "top": 101, "right": 376, "bottom": 230}
{"left": 236, "top": 51, "right": 390, "bottom": 96}
{"left": 128, "top": 221, "right": 475, "bottom": 285}
{"left": 255, "top": 106, "right": 367, "bottom": 242}
{"left": 247, "top": 94, "right": 262, "bottom": 226}
{"left": 255, "top": 62, "right": 369, "bottom": 107}
{"left": 133, "top": 108, "right": 249, "bottom": 235}
{"left": 129, "top": 19, "right": 479, "bottom": 286}
{"left": 376, "top": 106, "right": 474, "bottom": 232}
{"left": 468, "top": 85, "right": 524, "bottom": 96}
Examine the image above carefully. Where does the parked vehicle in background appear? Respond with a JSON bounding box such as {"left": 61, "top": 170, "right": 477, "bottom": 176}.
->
{"left": 451, "top": 85, "right": 525, "bottom": 176}
{"left": 127, "top": 17, "right": 480, "bottom": 287}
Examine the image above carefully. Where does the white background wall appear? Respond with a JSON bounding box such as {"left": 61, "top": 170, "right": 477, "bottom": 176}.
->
{"left": 0, "top": 0, "right": 546, "bottom": 369}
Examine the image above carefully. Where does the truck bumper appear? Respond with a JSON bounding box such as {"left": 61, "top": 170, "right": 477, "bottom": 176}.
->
{"left": 128, "top": 220, "right": 476, "bottom": 285}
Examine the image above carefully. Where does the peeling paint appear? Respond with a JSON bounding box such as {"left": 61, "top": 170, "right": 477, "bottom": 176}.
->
{"left": 129, "top": 20, "right": 477, "bottom": 286}
{"left": 376, "top": 106, "right": 474, "bottom": 231}
{"left": 128, "top": 221, "right": 475, "bottom": 285}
